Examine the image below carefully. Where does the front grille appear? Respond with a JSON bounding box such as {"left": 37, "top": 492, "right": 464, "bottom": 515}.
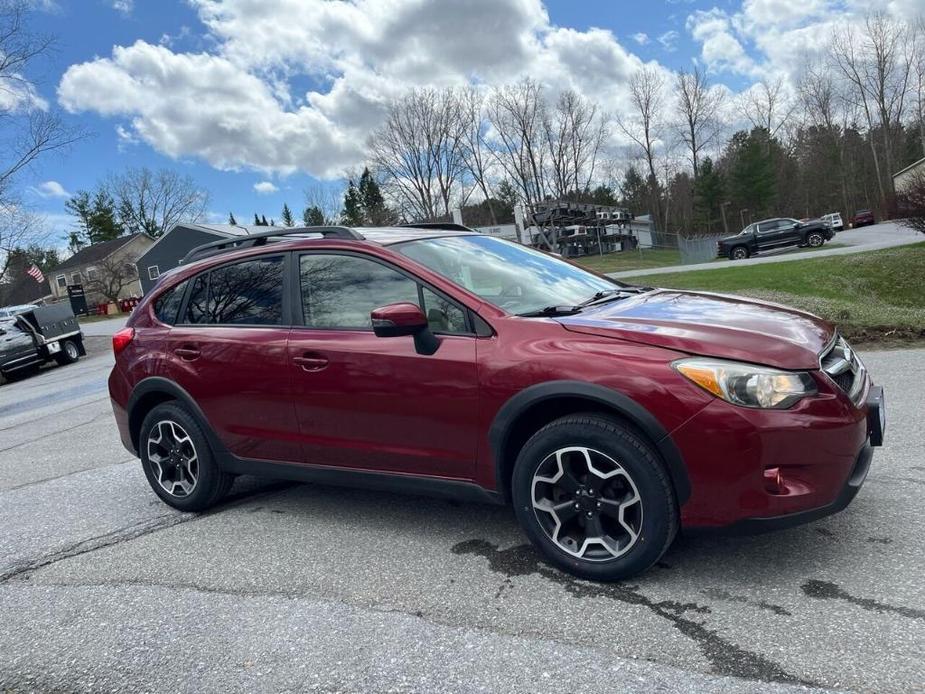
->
{"left": 819, "top": 335, "right": 866, "bottom": 404}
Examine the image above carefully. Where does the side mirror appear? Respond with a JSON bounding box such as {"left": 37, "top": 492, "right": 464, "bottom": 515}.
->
{"left": 370, "top": 302, "right": 439, "bottom": 355}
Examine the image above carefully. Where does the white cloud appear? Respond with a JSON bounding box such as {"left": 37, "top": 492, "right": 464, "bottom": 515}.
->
{"left": 112, "top": 0, "right": 133, "bottom": 15}
{"left": 631, "top": 32, "right": 649, "bottom": 45}
{"left": 658, "top": 30, "right": 680, "bottom": 52}
{"left": 31, "top": 181, "right": 71, "bottom": 199}
{"left": 253, "top": 181, "right": 278, "bottom": 195}
{"left": 687, "top": 9, "right": 756, "bottom": 75}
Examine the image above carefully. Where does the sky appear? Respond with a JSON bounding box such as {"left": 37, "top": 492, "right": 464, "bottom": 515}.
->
{"left": 12, "top": 0, "right": 923, "bottom": 241}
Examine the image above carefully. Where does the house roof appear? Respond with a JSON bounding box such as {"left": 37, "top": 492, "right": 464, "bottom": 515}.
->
{"left": 55, "top": 233, "right": 149, "bottom": 272}
{"left": 893, "top": 156, "right": 925, "bottom": 180}
{"left": 136, "top": 223, "right": 290, "bottom": 264}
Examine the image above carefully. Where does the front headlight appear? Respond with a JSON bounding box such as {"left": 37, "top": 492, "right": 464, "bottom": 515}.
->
{"left": 673, "top": 358, "right": 816, "bottom": 409}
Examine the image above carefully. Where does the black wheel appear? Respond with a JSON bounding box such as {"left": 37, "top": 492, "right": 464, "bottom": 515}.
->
{"left": 512, "top": 414, "right": 678, "bottom": 581}
{"left": 730, "top": 246, "right": 749, "bottom": 260}
{"left": 54, "top": 339, "right": 80, "bottom": 365}
{"left": 139, "top": 402, "right": 233, "bottom": 511}
{"left": 806, "top": 232, "right": 824, "bottom": 248}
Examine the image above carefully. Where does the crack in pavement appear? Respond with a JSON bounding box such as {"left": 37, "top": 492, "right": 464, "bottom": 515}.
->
{"left": 451, "top": 539, "right": 816, "bottom": 687}
{"left": 801, "top": 580, "right": 925, "bottom": 620}
{"left": 0, "top": 481, "right": 297, "bottom": 584}
{"left": 0, "top": 411, "right": 114, "bottom": 454}
{"left": 0, "top": 457, "right": 137, "bottom": 492}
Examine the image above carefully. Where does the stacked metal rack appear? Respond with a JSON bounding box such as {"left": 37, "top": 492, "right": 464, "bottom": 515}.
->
{"left": 528, "top": 202, "right": 637, "bottom": 257}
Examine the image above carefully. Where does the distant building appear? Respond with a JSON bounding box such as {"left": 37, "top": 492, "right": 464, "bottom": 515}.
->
{"left": 893, "top": 156, "right": 925, "bottom": 194}
{"left": 50, "top": 234, "right": 155, "bottom": 306}
{"left": 135, "top": 223, "right": 287, "bottom": 295}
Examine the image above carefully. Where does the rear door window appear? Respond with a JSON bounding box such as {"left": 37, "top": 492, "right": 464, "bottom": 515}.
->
{"left": 182, "top": 256, "right": 285, "bottom": 325}
{"left": 153, "top": 280, "right": 188, "bottom": 325}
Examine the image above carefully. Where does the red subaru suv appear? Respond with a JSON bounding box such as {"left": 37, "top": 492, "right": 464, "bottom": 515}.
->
{"left": 108, "top": 225, "right": 885, "bottom": 580}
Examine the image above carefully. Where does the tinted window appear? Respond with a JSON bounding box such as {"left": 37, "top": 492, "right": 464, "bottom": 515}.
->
{"left": 183, "top": 257, "right": 284, "bottom": 325}
{"left": 153, "top": 280, "right": 188, "bottom": 325}
{"left": 184, "top": 274, "right": 209, "bottom": 324}
{"left": 300, "top": 254, "right": 418, "bottom": 329}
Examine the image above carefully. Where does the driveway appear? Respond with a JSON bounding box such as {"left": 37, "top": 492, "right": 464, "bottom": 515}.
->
{"left": 0, "top": 346, "right": 922, "bottom": 692}
{"left": 611, "top": 221, "right": 922, "bottom": 279}
{"left": 78, "top": 315, "right": 128, "bottom": 336}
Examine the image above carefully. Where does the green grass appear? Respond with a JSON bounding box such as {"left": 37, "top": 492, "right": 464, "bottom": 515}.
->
{"left": 621, "top": 242, "right": 925, "bottom": 345}
{"left": 574, "top": 248, "right": 681, "bottom": 273}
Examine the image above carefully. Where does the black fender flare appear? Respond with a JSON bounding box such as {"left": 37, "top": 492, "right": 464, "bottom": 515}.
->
{"left": 488, "top": 380, "right": 691, "bottom": 505}
{"left": 127, "top": 377, "right": 230, "bottom": 462}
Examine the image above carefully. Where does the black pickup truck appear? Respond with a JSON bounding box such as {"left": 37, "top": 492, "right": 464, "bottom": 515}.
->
{"left": 717, "top": 217, "right": 834, "bottom": 260}
{"left": 0, "top": 304, "right": 85, "bottom": 382}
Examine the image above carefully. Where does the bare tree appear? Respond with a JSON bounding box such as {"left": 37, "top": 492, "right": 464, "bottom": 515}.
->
{"left": 619, "top": 66, "right": 667, "bottom": 230}
{"left": 675, "top": 65, "right": 725, "bottom": 178}
{"left": 798, "top": 62, "right": 853, "bottom": 218}
{"left": 544, "top": 89, "right": 609, "bottom": 198}
{"left": 458, "top": 87, "right": 498, "bottom": 222}
{"left": 486, "top": 79, "right": 549, "bottom": 207}
{"left": 108, "top": 167, "right": 209, "bottom": 236}
{"left": 831, "top": 13, "right": 915, "bottom": 208}
{"left": 742, "top": 77, "right": 797, "bottom": 154}
{"left": 85, "top": 254, "right": 137, "bottom": 304}
{"left": 0, "top": 1, "right": 84, "bottom": 205}
{"left": 369, "top": 88, "right": 468, "bottom": 221}
{"left": 0, "top": 201, "right": 46, "bottom": 282}
{"left": 303, "top": 184, "right": 343, "bottom": 225}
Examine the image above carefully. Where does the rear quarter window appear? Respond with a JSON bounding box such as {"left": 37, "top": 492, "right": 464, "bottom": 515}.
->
{"left": 153, "top": 280, "right": 188, "bottom": 325}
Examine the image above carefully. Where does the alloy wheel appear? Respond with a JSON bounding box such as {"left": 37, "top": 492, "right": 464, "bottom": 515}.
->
{"left": 531, "top": 446, "right": 643, "bottom": 561}
{"left": 146, "top": 419, "right": 199, "bottom": 497}
{"left": 732, "top": 248, "right": 747, "bottom": 260}
{"left": 64, "top": 341, "right": 79, "bottom": 360}
{"left": 808, "top": 233, "right": 823, "bottom": 247}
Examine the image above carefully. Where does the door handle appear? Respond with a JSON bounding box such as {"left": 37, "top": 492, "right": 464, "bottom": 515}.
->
{"left": 174, "top": 346, "right": 201, "bottom": 361}
{"left": 293, "top": 354, "right": 329, "bottom": 371}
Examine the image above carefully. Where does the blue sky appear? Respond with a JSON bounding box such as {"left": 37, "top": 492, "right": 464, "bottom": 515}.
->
{"left": 15, "top": 0, "right": 906, "bottom": 241}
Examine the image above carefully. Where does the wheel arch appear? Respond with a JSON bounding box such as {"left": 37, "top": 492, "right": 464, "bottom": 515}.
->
{"left": 488, "top": 381, "right": 691, "bottom": 506}
{"left": 127, "top": 377, "right": 228, "bottom": 461}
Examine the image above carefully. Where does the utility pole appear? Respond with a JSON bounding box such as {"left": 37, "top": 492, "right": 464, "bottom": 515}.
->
{"left": 720, "top": 201, "right": 731, "bottom": 235}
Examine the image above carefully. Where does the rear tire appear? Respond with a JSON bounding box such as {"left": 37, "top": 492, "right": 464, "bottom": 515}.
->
{"left": 54, "top": 339, "right": 80, "bottom": 365}
{"left": 139, "top": 402, "right": 233, "bottom": 512}
{"left": 511, "top": 414, "right": 678, "bottom": 581}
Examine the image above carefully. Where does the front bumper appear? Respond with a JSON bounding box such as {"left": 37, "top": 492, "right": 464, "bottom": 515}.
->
{"left": 675, "top": 380, "right": 884, "bottom": 530}
{"left": 719, "top": 442, "right": 872, "bottom": 534}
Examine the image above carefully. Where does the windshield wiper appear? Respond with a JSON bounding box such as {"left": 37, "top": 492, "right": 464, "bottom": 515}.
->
{"left": 517, "top": 305, "right": 582, "bottom": 317}
{"left": 578, "top": 286, "right": 649, "bottom": 308}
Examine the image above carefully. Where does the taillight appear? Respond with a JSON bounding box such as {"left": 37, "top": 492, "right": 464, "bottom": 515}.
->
{"left": 112, "top": 327, "right": 135, "bottom": 356}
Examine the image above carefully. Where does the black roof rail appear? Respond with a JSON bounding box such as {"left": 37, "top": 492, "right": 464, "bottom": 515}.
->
{"left": 180, "top": 226, "right": 363, "bottom": 265}
{"left": 397, "top": 222, "right": 476, "bottom": 232}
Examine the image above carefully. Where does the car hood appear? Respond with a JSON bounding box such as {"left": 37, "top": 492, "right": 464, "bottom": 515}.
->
{"left": 556, "top": 290, "right": 833, "bottom": 370}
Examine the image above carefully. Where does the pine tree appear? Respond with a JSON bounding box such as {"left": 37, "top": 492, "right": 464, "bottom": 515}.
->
{"left": 261, "top": 215, "right": 269, "bottom": 226}
{"left": 254, "top": 213, "right": 261, "bottom": 225}
{"left": 619, "top": 167, "right": 648, "bottom": 214}
{"left": 229, "top": 212, "right": 237, "bottom": 225}
{"left": 358, "top": 167, "right": 387, "bottom": 225}
{"left": 341, "top": 180, "right": 364, "bottom": 226}
{"left": 693, "top": 157, "right": 725, "bottom": 233}
{"left": 281, "top": 203, "right": 295, "bottom": 227}
{"left": 65, "top": 189, "right": 122, "bottom": 246}
{"left": 303, "top": 206, "right": 325, "bottom": 226}
{"left": 728, "top": 129, "right": 776, "bottom": 218}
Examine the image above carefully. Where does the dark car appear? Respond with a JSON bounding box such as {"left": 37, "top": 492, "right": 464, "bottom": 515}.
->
{"left": 717, "top": 217, "right": 833, "bottom": 260}
{"left": 0, "top": 304, "right": 85, "bottom": 381}
{"left": 851, "top": 209, "right": 876, "bottom": 228}
{"left": 108, "top": 225, "right": 885, "bottom": 581}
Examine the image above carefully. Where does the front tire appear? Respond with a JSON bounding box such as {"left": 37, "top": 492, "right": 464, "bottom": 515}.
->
{"left": 139, "top": 402, "right": 233, "bottom": 511}
{"left": 512, "top": 414, "right": 678, "bottom": 581}
{"left": 730, "top": 246, "right": 749, "bottom": 260}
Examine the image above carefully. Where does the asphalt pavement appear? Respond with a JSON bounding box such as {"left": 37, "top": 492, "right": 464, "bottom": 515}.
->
{"left": 0, "top": 344, "right": 922, "bottom": 692}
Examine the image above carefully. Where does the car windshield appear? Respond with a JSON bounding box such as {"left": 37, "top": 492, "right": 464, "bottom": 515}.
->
{"left": 394, "top": 235, "right": 624, "bottom": 315}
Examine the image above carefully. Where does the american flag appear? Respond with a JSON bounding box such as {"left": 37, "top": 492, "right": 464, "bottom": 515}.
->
{"left": 27, "top": 265, "right": 45, "bottom": 284}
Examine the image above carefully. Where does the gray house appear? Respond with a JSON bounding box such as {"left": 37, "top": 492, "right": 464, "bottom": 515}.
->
{"left": 135, "top": 223, "right": 287, "bottom": 295}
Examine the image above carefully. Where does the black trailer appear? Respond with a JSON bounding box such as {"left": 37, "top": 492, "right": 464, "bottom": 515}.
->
{"left": 0, "top": 304, "right": 86, "bottom": 381}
